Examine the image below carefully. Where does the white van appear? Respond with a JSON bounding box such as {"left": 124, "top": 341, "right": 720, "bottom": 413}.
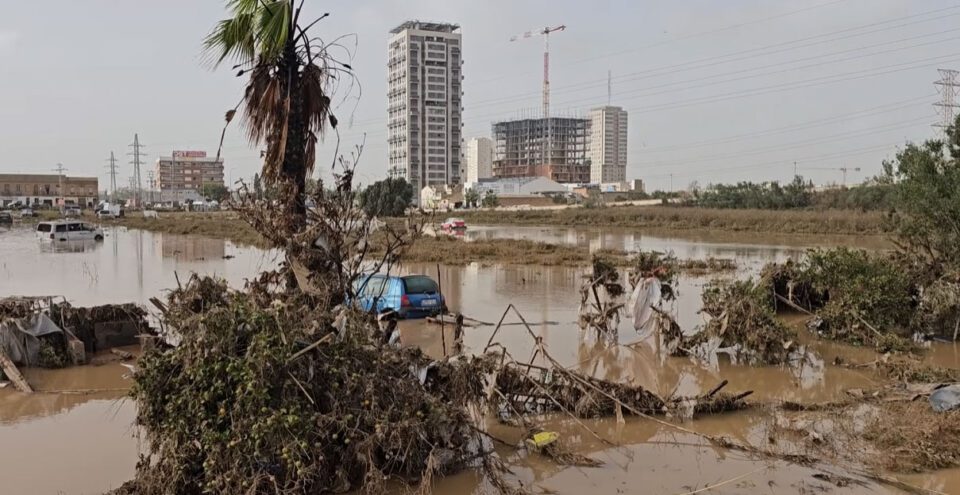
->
{"left": 36, "top": 220, "right": 104, "bottom": 242}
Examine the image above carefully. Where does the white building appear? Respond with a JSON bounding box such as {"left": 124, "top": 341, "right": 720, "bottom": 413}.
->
{"left": 469, "top": 176, "right": 568, "bottom": 197}
{"left": 387, "top": 21, "right": 464, "bottom": 201}
{"left": 588, "top": 106, "right": 628, "bottom": 184}
{"left": 465, "top": 137, "right": 492, "bottom": 184}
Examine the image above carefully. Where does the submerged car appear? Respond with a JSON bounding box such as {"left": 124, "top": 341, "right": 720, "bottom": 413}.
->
{"left": 441, "top": 217, "right": 467, "bottom": 231}
{"left": 351, "top": 274, "right": 445, "bottom": 318}
{"left": 36, "top": 220, "right": 104, "bottom": 242}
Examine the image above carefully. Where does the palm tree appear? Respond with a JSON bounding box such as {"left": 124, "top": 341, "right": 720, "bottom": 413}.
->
{"left": 204, "top": 0, "right": 341, "bottom": 227}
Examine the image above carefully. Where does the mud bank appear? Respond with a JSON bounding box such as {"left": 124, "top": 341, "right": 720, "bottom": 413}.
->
{"left": 460, "top": 205, "right": 888, "bottom": 235}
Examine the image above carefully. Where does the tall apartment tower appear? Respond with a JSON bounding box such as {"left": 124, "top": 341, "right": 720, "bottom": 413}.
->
{"left": 465, "top": 137, "right": 493, "bottom": 184}
{"left": 588, "top": 106, "right": 628, "bottom": 184}
{"left": 387, "top": 21, "right": 463, "bottom": 197}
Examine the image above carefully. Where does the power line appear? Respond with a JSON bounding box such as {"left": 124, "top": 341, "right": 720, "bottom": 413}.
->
{"left": 640, "top": 95, "right": 934, "bottom": 153}
{"left": 467, "top": 20, "right": 960, "bottom": 109}
{"left": 333, "top": 52, "right": 960, "bottom": 144}
{"left": 640, "top": 115, "right": 932, "bottom": 170}
{"left": 643, "top": 142, "right": 899, "bottom": 180}
{"left": 470, "top": 0, "right": 855, "bottom": 87}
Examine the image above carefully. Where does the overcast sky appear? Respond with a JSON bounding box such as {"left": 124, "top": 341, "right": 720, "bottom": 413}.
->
{"left": 2, "top": 0, "right": 959, "bottom": 192}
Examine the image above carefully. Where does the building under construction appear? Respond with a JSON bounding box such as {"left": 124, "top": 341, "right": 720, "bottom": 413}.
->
{"left": 491, "top": 117, "right": 590, "bottom": 183}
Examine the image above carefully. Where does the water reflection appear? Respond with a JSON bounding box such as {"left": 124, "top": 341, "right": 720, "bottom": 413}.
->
{"left": 38, "top": 239, "right": 104, "bottom": 254}
{"left": 0, "top": 226, "right": 280, "bottom": 306}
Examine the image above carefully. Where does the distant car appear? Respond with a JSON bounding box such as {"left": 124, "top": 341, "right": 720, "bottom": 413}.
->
{"left": 20, "top": 208, "right": 35, "bottom": 217}
{"left": 36, "top": 220, "right": 104, "bottom": 242}
{"left": 0, "top": 211, "right": 12, "bottom": 224}
{"left": 63, "top": 206, "right": 81, "bottom": 217}
{"left": 351, "top": 274, "right": 445, "bottom": 319}
{"left": 441, "top": 217, "right": 467, "bottom": 231}
{"left": 97, "top": 210, "right": 117, "bottom": 219}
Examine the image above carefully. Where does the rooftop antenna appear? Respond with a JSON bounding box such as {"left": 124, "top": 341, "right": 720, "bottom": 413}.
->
{"left": 52, "top": 162, "right": 67, "bottom": 207}
{"left": 607, "top": 70, "right": 612, "bottom": 105}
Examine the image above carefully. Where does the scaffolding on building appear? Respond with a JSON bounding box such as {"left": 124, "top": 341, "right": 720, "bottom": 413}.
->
{"left": 491, "top": 117, "right": 590, "bottom": 183}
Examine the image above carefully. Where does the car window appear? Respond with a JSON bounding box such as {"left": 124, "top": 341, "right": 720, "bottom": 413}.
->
{"left": 55, "top": 224, "right": 67, "bottom": 233}
{"left": 67, "top": 223, "right": 81, "bottom": 232}
{"left": 402, "top": 276, "right": 438, "bottom": 295}
{"left": 363, "top": 277, "right": 388, "bottom": 297}
{"left": 37, "top": 224, "right": 51, "bottom": 232}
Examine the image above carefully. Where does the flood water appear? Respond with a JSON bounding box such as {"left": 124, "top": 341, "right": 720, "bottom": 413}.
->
{"left": 0, "top": 224, "right": 954, "bottom": 494}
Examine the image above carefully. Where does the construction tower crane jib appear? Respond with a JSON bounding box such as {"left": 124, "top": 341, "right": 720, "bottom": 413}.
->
{"left": 510, "top": 24, "right": 566, "bottom": 167}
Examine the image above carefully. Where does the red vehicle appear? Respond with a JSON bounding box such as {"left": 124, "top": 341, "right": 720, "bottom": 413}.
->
{"left": 441, "top": 217, "right": 467, "bottom": 231}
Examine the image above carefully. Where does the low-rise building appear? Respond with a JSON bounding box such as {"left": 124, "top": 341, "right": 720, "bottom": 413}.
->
{"left": 468, "top": 177, "right": 570, "bottom": 207}
{"left": 420, "top": 184, "right": 463, "bottom": 211}
{"left": 0, "top": 174, "right": 99, "bottom": 207}
{"left": 155, "top": 151, "right": 224, "bottom": 201}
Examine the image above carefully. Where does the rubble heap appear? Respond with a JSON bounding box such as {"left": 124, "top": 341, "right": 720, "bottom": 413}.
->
{"left": 127, "top": 275, "right": 498, "bottom": 494}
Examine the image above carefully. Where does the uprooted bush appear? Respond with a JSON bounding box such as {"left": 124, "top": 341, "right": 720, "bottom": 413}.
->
{"left": 762, "top": 248, "right": 925, "bottom": 350}
{"left": 687, "top": 279, "right": 797, "bottom": 365}
{"left": 125, "top": 276, "right": 497, "bottom": 495}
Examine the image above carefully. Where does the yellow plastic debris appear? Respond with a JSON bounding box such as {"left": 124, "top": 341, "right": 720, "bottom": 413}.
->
{"left": 525, "top": 431, "right": 559, "bottom": 448}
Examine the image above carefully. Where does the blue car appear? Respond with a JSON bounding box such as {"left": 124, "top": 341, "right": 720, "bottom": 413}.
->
{"left": 351, "top": 274, "right": 445, "bottom": 318}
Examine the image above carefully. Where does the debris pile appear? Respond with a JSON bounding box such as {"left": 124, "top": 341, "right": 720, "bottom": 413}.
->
{"left": 128, "top": 275, "right": 499, "bottom": 494}
{"left": 496, "top": 362, "right": 666, "bottom": 418}
{"left": 674, "top": 280, "right": 798, "bottom": 365}
{"left": 577, "top": 255, "right": 626, "bottom": 337}
{"left": 762, "top": 248, "right": 921, "bottom": 351}
{"left": 49, "top": 302, "right": 148, "bottom": 353}
{"left": 678, "top": 257, "right": 737, "bottom": 276}
{"left": 864, "top": 401, "right": 960, "bottom": 472}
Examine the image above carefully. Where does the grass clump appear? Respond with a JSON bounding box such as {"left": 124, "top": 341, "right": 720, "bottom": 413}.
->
{"left": 863, "top": 401, "right": 960, "bottom": 472}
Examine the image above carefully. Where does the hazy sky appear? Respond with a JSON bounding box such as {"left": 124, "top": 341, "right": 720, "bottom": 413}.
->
{"left": 2, "top": 0, "right": 959, "bottom": 192}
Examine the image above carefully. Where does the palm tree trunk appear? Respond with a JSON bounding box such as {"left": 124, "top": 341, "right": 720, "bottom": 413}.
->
{"left": 279, "top": 42, "right": 307, "bottom": 230}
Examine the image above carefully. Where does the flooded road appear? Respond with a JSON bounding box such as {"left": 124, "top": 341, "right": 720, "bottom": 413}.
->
{"left": 0, "top": 224, "right": 954, "bottom": 494}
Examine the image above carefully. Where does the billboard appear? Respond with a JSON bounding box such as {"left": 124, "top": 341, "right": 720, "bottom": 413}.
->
{"left": 172, "top": 150, "right": 207, "bottom": 159}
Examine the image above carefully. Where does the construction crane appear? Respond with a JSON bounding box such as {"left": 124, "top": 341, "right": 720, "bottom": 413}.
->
{"left": 806, "top": 166, "right": 861, "bottom": 187}
{"left": 511, "top": 25, "right": 566, "bottom": 166}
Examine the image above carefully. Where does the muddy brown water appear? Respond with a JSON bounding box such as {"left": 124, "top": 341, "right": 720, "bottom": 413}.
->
{"left": 0, "top": 225, "right": 955, "bottom": 494}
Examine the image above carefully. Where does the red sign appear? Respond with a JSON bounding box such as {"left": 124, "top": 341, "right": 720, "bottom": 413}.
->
{"left": 173, "top": 150, "right": 207, "bottom": 158}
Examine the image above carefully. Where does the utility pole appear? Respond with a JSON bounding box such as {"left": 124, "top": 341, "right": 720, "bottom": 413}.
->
{"left": 510, "top": 24, "right": 566, "bottom": 167}
{"left": 128, "top": 133, "right": 146, "bottom": 207}
{"left": 105, "top": 151, "right": 118, "bottom": 202}
{"left": 52, "top": 162, "right": 67, "bottom": 208}
{"left": 793, "top": 161, "right": 798, "bottom": 178}
{"left": 934, "top": 68, "right": 960, "bottom": 136}
{"left": 670, "top": 173, "right": 674, "bottom": 193}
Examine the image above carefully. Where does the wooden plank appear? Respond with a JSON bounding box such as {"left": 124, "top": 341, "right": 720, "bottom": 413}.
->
{"left": 0, "top": 346, "right": 33, "bottom": 393}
